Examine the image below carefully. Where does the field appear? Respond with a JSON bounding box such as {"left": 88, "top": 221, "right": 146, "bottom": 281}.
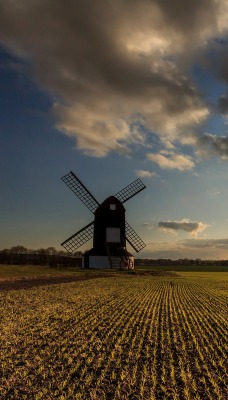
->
{"left": 0, "top": 267, "right": 227, "bottom": 399}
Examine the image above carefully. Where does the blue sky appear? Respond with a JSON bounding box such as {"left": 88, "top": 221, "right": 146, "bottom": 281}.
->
{"left": 1, "top": 0, "right": 228, "bottom": 259}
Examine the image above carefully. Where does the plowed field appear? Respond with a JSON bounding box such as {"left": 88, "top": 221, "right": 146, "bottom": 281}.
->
{"left": 0, "top": 273, "right": 227, "bottom": 399}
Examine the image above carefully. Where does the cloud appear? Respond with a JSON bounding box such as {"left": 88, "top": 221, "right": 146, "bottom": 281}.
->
{"left": 218, "top": 93, "right": 228, "bottom": 114}
{"left": 196, "top": 133, "right": 228, "bottom": 160}
{"left": 181, "top": 238, "right": 228, "bottom": 249}
{"left": 54, "top": 103, "right": 131, "bottom": 157}
{"left": 158, "top": 219, "right": 209, "bottom": 236}
{"left": 1, "top": 0, "right": 227, "bottom": 157}
{"left": 142, "top": 222, "right": 154, "bottom": 230}
{"left": 144, "top": 237, "right": 228, "bottom": 259}
{"left": 208, "top": 191, "right": 220, "bottom": 199}
{"left": 135, "top": 169, "right": 158, "bottom": 178}
{"left": 147, "top": 152, "right": 195, "bottom": 171}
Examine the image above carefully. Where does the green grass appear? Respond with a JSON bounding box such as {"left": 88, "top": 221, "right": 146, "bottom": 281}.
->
{"left": 0, "top": 273, "right": 227, "bottom": 399}
{"left": 178, "top": 271, "right": 228, "bottom": 280}
{"left": 135, "top": 264, "right": 228, "bottom": 272}
{"left": 0, "top": 263, "right": 227, "bottom": 279}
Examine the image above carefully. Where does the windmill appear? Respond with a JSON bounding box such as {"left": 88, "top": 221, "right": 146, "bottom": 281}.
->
{"left": 61, "top": 171, "right": 146, "bottom": 269}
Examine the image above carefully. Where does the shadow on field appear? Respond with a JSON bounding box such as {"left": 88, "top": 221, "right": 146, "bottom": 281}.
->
{"left": 0, "top": 270, "right": 179, "bottom": 292}
{"left": 0, "top": 274, "right": 112, "bottom": 292}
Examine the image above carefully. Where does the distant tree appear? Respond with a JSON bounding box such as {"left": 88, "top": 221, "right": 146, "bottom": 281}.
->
{"left": 46, "top": 247, "right": 57, "bottom": 255}
{"left": 73, "top": 251, "right": 83, "bottom": 257}
{"left": 58, "top": 250, "right": 69, "bottom": 256}
{"left": 0, "top": 248, "right": 10, "bottom": 253}
{"left": 10, "top": 245, "right": 28, "bottom": 254}
{"left": 27, "top": 248, "right": 36, "bottom": 254}
{"left": 36, "top": 248, "right": 47, "bottom": 255}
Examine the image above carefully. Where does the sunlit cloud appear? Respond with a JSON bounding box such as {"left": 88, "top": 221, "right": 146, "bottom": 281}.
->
{"left": 135, "top": 169, "right": 158, "bottom": 178}
{"left": 54, "top": 103, "right": 131, "bottom": 157}
{"left": 147, "top": 152, "right": 195, "bottom": 171}
{"left": 0, "top": 0, "right": 227, "bottom": 158}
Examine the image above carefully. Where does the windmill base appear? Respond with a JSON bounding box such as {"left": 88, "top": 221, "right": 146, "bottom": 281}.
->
{"left": 83, "top": 254, "right": 134, "bottom": 269}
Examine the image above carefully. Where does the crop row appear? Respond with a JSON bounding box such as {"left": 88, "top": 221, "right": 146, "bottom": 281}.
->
{"left": 0, "top": 275, "right": 227, "bottom": 399}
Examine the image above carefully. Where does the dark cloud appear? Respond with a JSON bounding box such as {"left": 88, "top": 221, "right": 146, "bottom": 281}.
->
{"left": 197, "top": 133, "right": 228, "bottom": 159}
{"left": 158, "top": 219, "right": 209, "bottom": 236}
{"left": 215, "top": 45, "right": 228, "bottom": 83}
{"left": 158, "top": 0, "right": 217, "bottom": 35}
{"left": 0, "top": 0, "right": 227, "bottom": 156}
{"left": 159, "top": 221, "right": 199, "bottom": 232}
{"left": 218, "top": 93, "right": 228, "bottom": 114}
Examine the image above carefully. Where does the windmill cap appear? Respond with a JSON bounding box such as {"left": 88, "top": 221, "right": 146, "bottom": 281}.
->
{"left": 96, "top": 196, "right": 126, "bottom": 211}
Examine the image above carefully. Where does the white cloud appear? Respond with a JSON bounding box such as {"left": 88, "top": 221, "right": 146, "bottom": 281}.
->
{"left": 147, "top": 152, "right": 195, "bottom": 171}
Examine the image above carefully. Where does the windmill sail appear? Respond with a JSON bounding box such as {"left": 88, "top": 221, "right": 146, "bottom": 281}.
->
{"left": 61, "top": 221, "right": 94, "bottom": 253}
{"left": 61, "top": 171, "right": 99, "bottom": 213}
{"left": 115, "top": 178, "right": 146, "bottom": 204}
{"left": 125, "top": 221, "right": 146, "bottom": 252}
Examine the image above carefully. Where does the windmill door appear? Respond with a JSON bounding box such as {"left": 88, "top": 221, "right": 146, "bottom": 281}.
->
{"left": 106, "top": 227, "right": 120, "bottom": 243}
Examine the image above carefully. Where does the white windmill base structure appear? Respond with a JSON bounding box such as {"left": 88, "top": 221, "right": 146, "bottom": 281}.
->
{"left": 83, "top": 247, "right": 134, "bottom": 269}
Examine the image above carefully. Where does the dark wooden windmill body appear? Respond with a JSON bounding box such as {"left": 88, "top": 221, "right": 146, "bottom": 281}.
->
{"left": 61, "top": 171, "right": 146, "bottom": 269}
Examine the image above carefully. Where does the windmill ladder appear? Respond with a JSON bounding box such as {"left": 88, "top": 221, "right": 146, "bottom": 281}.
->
{"left": 105, "top": 243, "right": 124, "bottom": 269}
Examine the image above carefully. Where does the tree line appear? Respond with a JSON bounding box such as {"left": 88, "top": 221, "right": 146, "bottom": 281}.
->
{"left": 0, "top": 245, "right": 82, "bottom": 257}
{"left": 0, "top": 246, "right": 82, "bottom": 267}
